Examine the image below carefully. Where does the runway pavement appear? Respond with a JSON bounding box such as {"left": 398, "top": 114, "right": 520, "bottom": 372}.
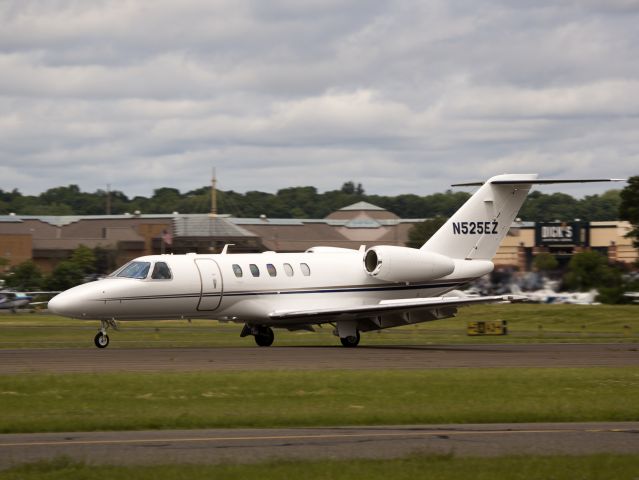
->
{"left": 0, "top": 343, "right": 637, "bottom": 374}
{"left": 1, "top": 422, "right": 638, "bottom": 467}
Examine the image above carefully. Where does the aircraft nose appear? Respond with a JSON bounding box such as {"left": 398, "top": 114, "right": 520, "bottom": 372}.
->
{"left": 48, "top": 292, "right": 75, "bottom": 317}
{"left": 48, "top": 282, "right": 109, "bottom": 318}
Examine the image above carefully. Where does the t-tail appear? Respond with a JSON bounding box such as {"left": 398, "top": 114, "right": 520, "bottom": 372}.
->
{"left": 422, "top": 174, "right": 536, "bottom": 260}
{"left": 421, "top": 173, "right": 624, "bottom": 261}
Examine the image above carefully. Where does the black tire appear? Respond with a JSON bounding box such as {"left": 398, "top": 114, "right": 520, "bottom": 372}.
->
{"left": 254, "top": 326, "right": 274, "bottom": 347}
{"left": 340, "top": 331, "right": 360, "bottom": 348}
{"left": 94, "top": 332, "right": 109, "bottom": 349}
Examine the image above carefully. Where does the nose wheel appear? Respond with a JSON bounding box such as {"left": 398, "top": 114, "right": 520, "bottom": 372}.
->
{"left": 93, "top": 319, "right": 117, "bottom": 349}
{"left": 94, "top": 332, "right": 109, "bottom": 348}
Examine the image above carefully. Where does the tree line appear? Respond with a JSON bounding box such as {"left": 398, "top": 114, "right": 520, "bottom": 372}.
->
{"left": 2, "top": 245, "right": 109, "bottom": 292}
{"left": 0, "top": 181, "right": 625, "bottom": 222}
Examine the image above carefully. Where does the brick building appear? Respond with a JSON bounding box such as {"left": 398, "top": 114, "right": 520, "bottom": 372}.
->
{"left": 1, "top": 204, "right": 637, "bottom": 274}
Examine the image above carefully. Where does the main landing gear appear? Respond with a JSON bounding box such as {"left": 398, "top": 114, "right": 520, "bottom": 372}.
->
{"left": 241, "top": 324, "right": 275, "bottom": 347}
{"left": 340, "top": 331, "right": 360, "bottom": 348}
{"left": 94, "top": 319, "right": 118, "bottom": 349}
{"left": 335, "top": 320, "right": 360, "bottom": 348}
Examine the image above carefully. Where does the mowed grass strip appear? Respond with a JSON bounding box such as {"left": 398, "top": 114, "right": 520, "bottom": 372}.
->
{"left": 2, "top": 454, "right": 639, "bottom": 480}
{"left": 0, "top": 368, "right": 637, "bottom": 433}
{"left": 1, "top": 304, "right": 638, "bottom": 349}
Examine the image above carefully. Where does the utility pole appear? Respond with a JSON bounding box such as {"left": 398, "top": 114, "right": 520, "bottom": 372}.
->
{"left": 106, "top": 184, "right": 112, "bottom": 215}
{"left": 210, "top": 167, "right": 217, "bottom": 217}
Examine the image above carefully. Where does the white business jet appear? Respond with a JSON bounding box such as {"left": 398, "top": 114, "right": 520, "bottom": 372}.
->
{"left": 48, "top": 174, "right": 622, "bottom": 348}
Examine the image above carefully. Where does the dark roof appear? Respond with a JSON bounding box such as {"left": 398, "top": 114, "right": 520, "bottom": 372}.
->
{"left": 173, "top": 215, "right": 257, "bottom": 238}
{"left": 325, "top": 202, "right": 400, "bottom": 221}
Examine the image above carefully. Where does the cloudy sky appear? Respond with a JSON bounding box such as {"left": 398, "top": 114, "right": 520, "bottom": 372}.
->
{"left": 1, "top": 0, "right": 637, "bottom": 198}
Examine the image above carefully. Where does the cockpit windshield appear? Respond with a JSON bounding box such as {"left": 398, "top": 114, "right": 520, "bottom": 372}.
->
{"left": 113, "top": 261, "right": 151, "bottom": 279}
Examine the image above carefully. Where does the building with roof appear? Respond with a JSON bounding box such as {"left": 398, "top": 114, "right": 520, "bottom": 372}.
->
{"left": 1, "top": 203, "right": 637, "bottom": 274}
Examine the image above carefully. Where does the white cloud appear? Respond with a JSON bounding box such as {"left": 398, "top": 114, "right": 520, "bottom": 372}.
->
{"left": 0, "top": 0, "right": 637, "bottom": 199}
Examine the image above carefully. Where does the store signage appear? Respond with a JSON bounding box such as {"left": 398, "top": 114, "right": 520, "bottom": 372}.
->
{"left": 535, "top": 222, "right": 587, "bottom": 246}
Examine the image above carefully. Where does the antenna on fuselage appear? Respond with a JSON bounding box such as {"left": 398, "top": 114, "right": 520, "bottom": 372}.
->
{"left": 221, "top": 244, "right": 235, "bottom": 254}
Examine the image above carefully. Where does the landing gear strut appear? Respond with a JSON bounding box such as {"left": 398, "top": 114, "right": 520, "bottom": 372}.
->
{"left": 240, "top": 324, "right": 275, "bottom": 347}
{"left": 94, "top": 319, "right": 118, "bottom": 349}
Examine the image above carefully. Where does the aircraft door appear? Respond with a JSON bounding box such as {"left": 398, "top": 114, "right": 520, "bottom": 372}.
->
{"left": 195, "top": 259, "right": 223, "bottom": 311}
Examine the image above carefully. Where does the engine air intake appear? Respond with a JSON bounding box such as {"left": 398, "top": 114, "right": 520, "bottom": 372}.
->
{"left": 362, "top": 246, "right": 455, "bottom": 283}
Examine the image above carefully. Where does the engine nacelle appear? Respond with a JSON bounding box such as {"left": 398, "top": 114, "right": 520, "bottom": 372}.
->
{"left": 363, "top": 246, "right": 455, "bottom": 283}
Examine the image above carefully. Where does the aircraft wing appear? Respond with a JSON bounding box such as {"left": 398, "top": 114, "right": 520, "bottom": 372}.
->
{"left": 268, "top": 295, "right": 525, "bottom": 323}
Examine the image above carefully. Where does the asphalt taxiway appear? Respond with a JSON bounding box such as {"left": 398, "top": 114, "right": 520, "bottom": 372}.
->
{"left": 1, "top": 344, "right": 637, "bottom": 467}
{"left": 0, "top": 343, "right": 637, "bottom": 374}
{"left": 1, "top": 422, "right": 638, "bottom": 467}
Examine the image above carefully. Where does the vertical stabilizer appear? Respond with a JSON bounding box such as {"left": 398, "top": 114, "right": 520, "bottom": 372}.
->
{"left": 421, "top": 174, "right": 537, "bottom": 260}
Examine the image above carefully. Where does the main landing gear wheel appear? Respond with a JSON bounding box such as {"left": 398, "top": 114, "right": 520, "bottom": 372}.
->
{"left": 340, "top": 331, "right": 360, "bottom": 348}
{"left": 94, "top": 332, "right": 109, "bottom": 349}
{"left": 254, "top": 326, "right": 275, "bottom": 347}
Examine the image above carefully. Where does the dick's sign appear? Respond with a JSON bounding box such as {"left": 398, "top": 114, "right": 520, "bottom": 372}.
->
{"left": 535, "top": 222, "right": 588, "bottom": 246}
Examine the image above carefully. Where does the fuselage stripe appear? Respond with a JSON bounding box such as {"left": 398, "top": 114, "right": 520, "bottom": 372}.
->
{"left": 98, "top": 281, "right": 468, "bottom": 302}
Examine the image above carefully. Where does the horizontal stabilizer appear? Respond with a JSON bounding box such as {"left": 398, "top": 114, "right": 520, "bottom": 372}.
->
{"left": 452, "top": 178, "right": 626, "bottom": 187}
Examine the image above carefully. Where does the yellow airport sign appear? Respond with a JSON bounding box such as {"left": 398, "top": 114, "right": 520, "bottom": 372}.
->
{"left": 467, "top": 320, "right": 508, "bottom": 336}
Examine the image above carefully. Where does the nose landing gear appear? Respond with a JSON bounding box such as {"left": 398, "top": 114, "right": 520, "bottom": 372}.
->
{"left": 94, "top": 331, "right": 109, "bottom": 348}
{"left": 94, "top": 319, "right": 118, "bottom": 349}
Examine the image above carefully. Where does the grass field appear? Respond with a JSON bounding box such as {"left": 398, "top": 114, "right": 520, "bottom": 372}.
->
{"left": 1, "top": 305, "right": 638, "bottom": 478}
{"left": 0, "top": 368, "right": 637, "bottom": 433}
{"left": 2, "top": 454, "right": 639, "bottom": 480}
{"left": 0, "top": 303, "right": 637, "bottom": 349}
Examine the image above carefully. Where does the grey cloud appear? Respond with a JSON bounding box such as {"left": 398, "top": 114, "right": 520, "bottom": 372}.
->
{"left": 0, "top": 0, "right": 637, "bottom": 199}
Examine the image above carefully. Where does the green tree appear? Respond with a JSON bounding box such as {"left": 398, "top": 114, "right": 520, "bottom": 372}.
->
{"left": 563, "top": 251, "right": 621, "bottom": 292}
{"left": 94, "top": 247, "right": 117, "bottom": 275}
{"left": 533, "top": 252, "right": 558, "bottom": 273}
{"left": 5, "top": 261, "right": 44, "bottom": 290}
{"left": 45, "top": 261, "right": 84, "bottom": 291}
{"left": 619, "top": 175, "right": 639, "bottom": 248}
{"left": 44, "top": 245, "right": 98, "bottom": 290}
{"left": 69, "top": 245, "right": 96, "bottom": 274}
{"left": 519, "top": 192, "right": 580, "bottom": 222}
{"left": 406, "top": 216, "right": 447, "bottom": 248}
{"left": 149, "top": 187, "right": 182, "bottom": 213}
{"left": 578, "top": 190, "right": 621, "bottom": 221}
{"left": 0, "top": 180, "right": 626, "bottom": 220}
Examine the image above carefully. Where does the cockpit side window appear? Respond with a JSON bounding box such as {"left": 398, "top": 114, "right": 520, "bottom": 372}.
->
{"left": 115, "top": 261, "right": 151, "bottom": 279}
{"left": 151, "top": 262, "right": 172, "bottom": 280}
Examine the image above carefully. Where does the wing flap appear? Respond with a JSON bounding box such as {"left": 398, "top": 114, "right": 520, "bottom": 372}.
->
{"left": 268, "top": 295, "right": 525, "bottom": 322}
